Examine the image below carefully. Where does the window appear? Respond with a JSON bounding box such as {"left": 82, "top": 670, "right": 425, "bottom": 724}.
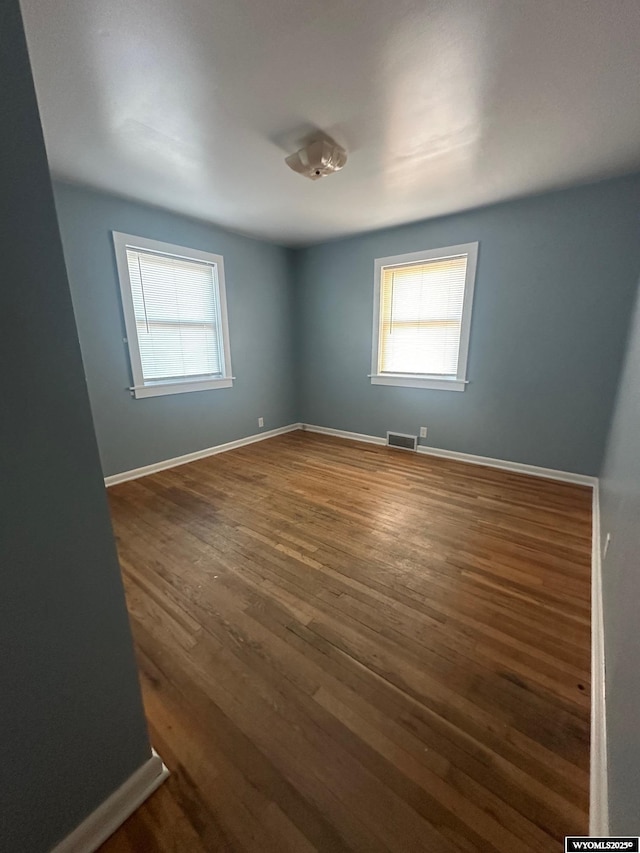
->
{"left": 371, "top": 242, "right": 478, "bottom": 391}
{"left": 113, "top": 233, "right": 233, "bottom": 399}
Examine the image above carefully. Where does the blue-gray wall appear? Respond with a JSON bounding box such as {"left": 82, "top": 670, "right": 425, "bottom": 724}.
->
{"left": 0, "top": 3, "right": 151, "bottom": 851}
{"left": 54, "top": 182, "right": 298, "bottom": 477}
{"left": 41, "top": 94, "right": 640, "bottom": 836}
{"left": 599, "top": 276, "right": 640, "bottom": 834}
{"left": 55, "top": 176, "right": 640, "bottom": 478}
{"left": 295, "top": 177, "right": 640, "bottom": 475}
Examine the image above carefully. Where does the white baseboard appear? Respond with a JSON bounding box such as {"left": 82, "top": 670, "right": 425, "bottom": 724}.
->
{"left": 106, "top": 421, "right": 596, "bottom": 489}
{"left": 104, "top": 423, "right": 303, "bottom": 486}
{"left": 416, "top": 444, "right": 597, "bottom": 487}
{"left": 52, "top": 749, "right": 169, "bottom": 853}
{"left": 302, "top": 424, "right": 597, "bottom": 487}
{"left": 589, "top": 482, "right": 609, "bottom": 835}
{"left": 301, "top": 423, "right": 387, "bottom": 447}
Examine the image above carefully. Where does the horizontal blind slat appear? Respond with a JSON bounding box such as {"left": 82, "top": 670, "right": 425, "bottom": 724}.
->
{"left": 379, "top": 255, "right": 467, "bottom": 376}
{"left": 126, "top": 248, "right": 223, "bottom": 381}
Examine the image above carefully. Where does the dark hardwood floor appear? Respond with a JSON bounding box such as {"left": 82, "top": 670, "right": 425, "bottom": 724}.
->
{"left": 100, "top": 430, "right": 592, "bottom": 852}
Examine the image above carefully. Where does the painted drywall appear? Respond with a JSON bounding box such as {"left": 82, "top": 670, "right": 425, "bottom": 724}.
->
{"left": 0, "top": 3, "right": 151, "bottom": 851}
{"left": 53, "top": 182, "right": 297, "bottom": 477}
{"left": 599, "top": 276, "right": 640, "bottom": 834}
{"left": 295, "top": 176, "right": 640, "bottom": 475}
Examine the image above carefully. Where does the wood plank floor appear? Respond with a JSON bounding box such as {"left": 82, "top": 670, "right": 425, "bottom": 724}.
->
{"left": 100, "top": 430, "right": 592, "bottom": 852}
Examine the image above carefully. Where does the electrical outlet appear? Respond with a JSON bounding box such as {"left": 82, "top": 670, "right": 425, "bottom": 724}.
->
{"left": 419, "top": 426, "right": 427, "bottom": 439}
{"left": 603, "top": 532, "right": 611, "bottom": 559}
{"left": 258, "top": 417, "right": 264, "bottom": 428}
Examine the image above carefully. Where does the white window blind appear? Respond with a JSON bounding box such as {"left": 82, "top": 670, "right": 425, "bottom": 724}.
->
{"left": 378, "top": 254, "right": 468, "bottom": 376}
{"left": 125, "top": 248, "right": 223, "bottom": 382}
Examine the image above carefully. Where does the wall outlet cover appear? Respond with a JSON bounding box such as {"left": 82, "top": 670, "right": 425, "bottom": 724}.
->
{"left": 258, "top": 417, "right": 264, "bottom": 428}
{"left": 419, "top": 427, "right": 427, "bottom": 438}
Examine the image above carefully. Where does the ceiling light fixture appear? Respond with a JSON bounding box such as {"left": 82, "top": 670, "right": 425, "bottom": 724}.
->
{"left": 285, "top": 134, "right": 347, "bottom": 180}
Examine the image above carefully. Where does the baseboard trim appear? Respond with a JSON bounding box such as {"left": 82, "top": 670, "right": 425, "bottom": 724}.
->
{"left": 416, "top": 444, "right": 597, "bottom": 486}
{"left": 104, "top": 423, "right": 303, "bottom": 486}
{"left": 589, "top": 482, "right": 609, "bottom": 835}
{"left": 301, "top": 423, "right": 387, "bottom": 447}
{"left": 52, "top": 749, "right": 169, "bottom": 853}
{"left": 301, "top": 424, "right": 597, "bottom": 486}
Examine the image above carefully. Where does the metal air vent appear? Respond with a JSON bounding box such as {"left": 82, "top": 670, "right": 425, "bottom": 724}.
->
{"left": 386, "top": 431, "right": 417, "bottom": 452}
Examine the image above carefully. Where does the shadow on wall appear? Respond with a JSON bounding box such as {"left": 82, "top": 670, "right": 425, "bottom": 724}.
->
{"left": 598, "top": 276, "right": 640, "bottom": 836}
{"left": 1, "top": 3, "right": 151, "bottom": 851}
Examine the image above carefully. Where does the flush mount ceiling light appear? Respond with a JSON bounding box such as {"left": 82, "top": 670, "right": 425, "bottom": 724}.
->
{"left": 285, "top": 134, "right": 347, "bottom": 180}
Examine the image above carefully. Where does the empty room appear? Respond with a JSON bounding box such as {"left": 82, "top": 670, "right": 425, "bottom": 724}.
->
{"left": 4, "top": 0, "right": 640, "bottom": 850}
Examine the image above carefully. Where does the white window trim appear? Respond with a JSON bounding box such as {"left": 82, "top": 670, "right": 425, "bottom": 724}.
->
{"left": 370, "top": 242, "right": 478, "bottom": 392}
{"left": 112, "top": 232, "right": 234, "bottom": 399}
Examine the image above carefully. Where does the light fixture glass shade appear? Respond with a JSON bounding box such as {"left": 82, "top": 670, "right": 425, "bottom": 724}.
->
{"left": 285, "top": 137, "right": 347, "bottom": 180}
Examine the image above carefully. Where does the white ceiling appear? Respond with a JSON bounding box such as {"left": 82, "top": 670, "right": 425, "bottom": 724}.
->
{"left": 21, "top": 0, "right": 640, "bottom": 246}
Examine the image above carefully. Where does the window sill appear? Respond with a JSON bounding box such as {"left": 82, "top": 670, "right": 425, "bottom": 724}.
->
{"left": 370, "top": 374, "right": 467, "bottom": 392}
{"left": 130, "top": 376, "right": 234, "bottom": 399}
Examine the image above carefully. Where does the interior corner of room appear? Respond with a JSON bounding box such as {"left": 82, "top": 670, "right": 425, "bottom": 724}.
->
{"left": 5, "top": 0, "right": 640, "bottom": 849}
